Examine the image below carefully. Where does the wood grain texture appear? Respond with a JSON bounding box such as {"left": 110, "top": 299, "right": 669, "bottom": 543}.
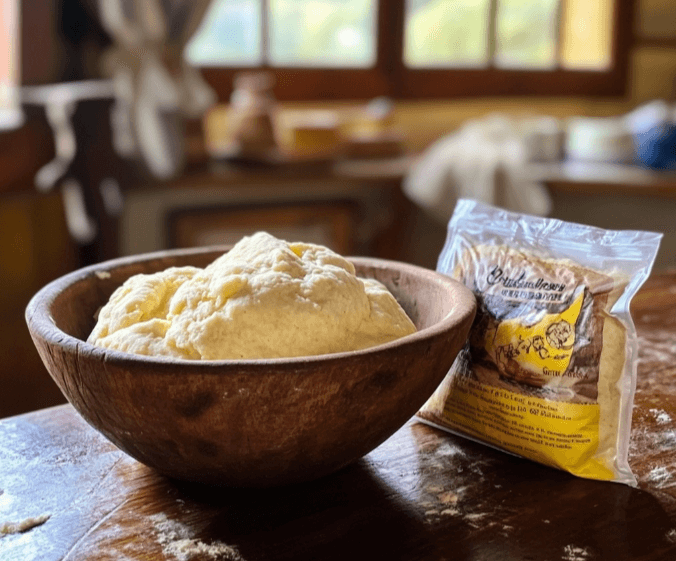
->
{"left": 4, "top": 272, "right": 675, "bottom": 560}
{"left": 25, "top": 247, "right": 476, "bottom": 487}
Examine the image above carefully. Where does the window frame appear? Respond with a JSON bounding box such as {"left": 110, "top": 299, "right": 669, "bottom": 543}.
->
{"left": 198, "top": 0, "right": 635, "bottom": 102}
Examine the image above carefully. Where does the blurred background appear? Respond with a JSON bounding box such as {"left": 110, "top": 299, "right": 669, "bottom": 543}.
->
{"left": 2, "top": 0, "right": 676, "bottom": 417}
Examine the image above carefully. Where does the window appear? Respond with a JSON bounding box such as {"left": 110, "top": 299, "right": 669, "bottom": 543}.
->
{"left": 403, "top": 0, "right": 613, "bottom": 71}
{"left": 0, "top": 0, "right": 20, "bottom": 126}
{"left": 187, "top": 0, "right": 631, "bottom": 100}
{"left": 187, "top": 0, "right": 378, "bottom": 68}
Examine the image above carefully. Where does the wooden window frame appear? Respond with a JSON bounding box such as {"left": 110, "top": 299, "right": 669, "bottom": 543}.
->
{"left": 199, "top": 0, "right": 636, "bottom": 102}
{"left": 15, "top": 1, "right": 636, "bottom": 102}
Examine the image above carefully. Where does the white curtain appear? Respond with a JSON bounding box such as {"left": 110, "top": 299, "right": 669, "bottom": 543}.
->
{"left": 98, "top": 0, "right": 216, "bottom": 179}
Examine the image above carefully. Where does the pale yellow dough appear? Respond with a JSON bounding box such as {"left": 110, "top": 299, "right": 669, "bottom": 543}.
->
{"left": 88, "top": 232, "right": 416, "bottom": 359}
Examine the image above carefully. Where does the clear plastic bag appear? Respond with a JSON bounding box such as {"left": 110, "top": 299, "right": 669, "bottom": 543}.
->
{"left": 418, "top": 199, "right": 662, "bottom": 484}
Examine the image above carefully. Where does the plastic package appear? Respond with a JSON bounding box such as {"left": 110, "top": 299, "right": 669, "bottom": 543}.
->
{"left": 418, "top": 199, "right": 662, "bottom": 484}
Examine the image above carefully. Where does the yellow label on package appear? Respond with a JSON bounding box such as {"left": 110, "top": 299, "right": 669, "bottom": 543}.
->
{"left": 417, "top": 242, "right": 622, "bottom": 481}
{"left": 439, "top": 376, "right": 614, "bottom": 480}
{"left": 418, "top": 199, "right": 663, "bottom": 485}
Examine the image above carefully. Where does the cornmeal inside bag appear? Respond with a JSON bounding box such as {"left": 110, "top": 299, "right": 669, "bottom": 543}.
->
{"left": 418, "top": 199, "right": 662, "bottom": 485}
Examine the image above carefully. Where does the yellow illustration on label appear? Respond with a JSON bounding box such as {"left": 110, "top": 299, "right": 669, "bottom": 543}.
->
{"left": 484, "top": 290, "right": 584, "bottom": 387}
{"left": 441, "top": 376, "right": 614, "bottom": 480}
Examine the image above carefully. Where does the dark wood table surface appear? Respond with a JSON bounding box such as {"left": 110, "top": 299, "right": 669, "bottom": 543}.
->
{"left": 2, "top": 272, "right": 676, "bottom": 561}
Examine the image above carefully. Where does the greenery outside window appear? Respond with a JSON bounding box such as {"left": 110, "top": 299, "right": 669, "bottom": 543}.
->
{"left": 187, "top": 0, "right": 632, "bottom": 101}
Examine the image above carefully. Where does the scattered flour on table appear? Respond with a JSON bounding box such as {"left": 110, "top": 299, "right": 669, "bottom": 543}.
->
{"left": 637, "top": 334, "right": 676, "bottom": 365}
{"left": 166, "top": 539, "right": 242, "bottom": 561}
{"left": 654, "top": 430, "right": 676, "bottom": 448}
{"left": 421, "top": 483, "right": 503, "bottom": 530}
{"left": 150, "top": 513, "right": 242, "bottom": 561}
{"left": 646, "top": 466, "right": 674, "bottom": 488}
{"left": 666, "top": 528, "right": 676, "bottom": 543}
{"left": 650, "top": 409, "right": 672, "bottom": 425}
{"left": 630, "top": 426, "right": 676, "bottom": 455}
{"left": 562, "top": 544, "right": 591, "bottom": 560}
{"left": 0, "top": 514, "right": 50, "bottom": 536}
{"left": 437, "top": 491, "right": 459, "bottom": 505}
{"left": 434, "top": 441, "right": 466, "bottom": 458}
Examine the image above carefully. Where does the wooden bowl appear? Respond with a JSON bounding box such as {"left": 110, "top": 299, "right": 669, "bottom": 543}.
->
{"left": 26, "top": 247, "right": 476, "bottom": 487}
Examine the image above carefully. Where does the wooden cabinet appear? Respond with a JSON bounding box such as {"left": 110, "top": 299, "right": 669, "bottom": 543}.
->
{"left": 169, "top": 200, "right": 358, "bottom": 255}
{"left": 0, "top": 191, "right": 76, "bottom": 417}
{"left": 120, "top": 157, "right": 416, "bottom": 261}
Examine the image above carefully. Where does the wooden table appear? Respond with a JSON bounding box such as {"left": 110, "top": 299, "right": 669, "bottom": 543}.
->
{"left": 2, "top": 273, "right": 676, "bottom": 561}
{"left": 526, "top": 161, "right": 676, "bottom": 198}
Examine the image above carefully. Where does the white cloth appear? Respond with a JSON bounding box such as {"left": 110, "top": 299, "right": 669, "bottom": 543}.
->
{"left": 404, "top": 115, "right": 553, "bottom": 223}
{"left": 98, "top": 0, "right": 216, "bottom": 179}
